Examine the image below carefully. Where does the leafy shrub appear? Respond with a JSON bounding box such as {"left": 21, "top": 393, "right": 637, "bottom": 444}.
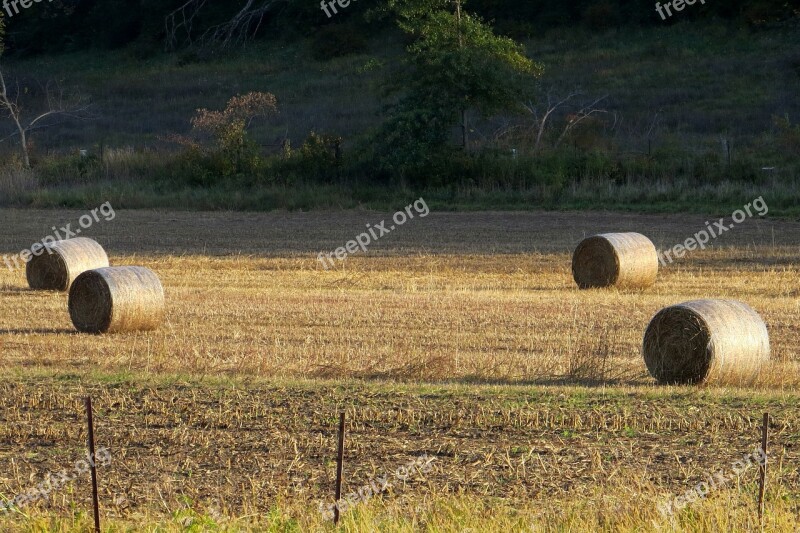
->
{"left": 368, "top": 107, "right": 454, "bottom": 185}
{"left": 37, "top": 154, "right": 102, "bottom": 186}
{"left": 171, "top": 148, "right": 225, "bottom": 187}
{"left": 189, "top": 92, "right": 278, "bottom": 180}
{"left": 264, "top": 132, "right": 344, "bottom": 184}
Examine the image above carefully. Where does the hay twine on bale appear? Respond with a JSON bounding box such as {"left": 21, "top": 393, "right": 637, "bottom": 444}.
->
{"left": 642, "top": 299, "right": 770, "bottom": 385}
{"left": 69, "top": 266, "right": 165, "bottom": 334}
{"left": 26, "top": 237, "right": 109, "bottom": 291}
{"left": 572, "top": 232, "right": 658, "bottom": 289}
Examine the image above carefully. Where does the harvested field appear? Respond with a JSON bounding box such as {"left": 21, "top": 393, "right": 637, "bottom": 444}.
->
{"left": 0, "top": 209, "right": 799, "bottom": 531}
{"left": 1, "top": 210, "right": 799, "bottom": 385}
{"left": 0, "top": 376, "right": 798, "bottom": 530}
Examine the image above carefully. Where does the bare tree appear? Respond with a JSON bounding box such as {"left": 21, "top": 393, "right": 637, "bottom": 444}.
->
{"left": 517, "top": 89, "right": 609, "bottom": 151}
{"left": 0, "top": 66, "right": 92, "bottom": 168}
{"left": 165, "top": 0, "right": 208, "bottom": 51}
{"left": 553, "top": 95, "right": 608, "bottom": 148}
{"left": 165, "top": 0, "right": 288, "bottom": 51}
{"left": 522, "top": 90, "right": 580, "bottom": 152}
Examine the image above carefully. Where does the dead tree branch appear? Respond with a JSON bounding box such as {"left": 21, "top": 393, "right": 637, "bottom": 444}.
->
{"left": 523, "top": 90, "right": 580, "bottom": 152}
{"left": 165, "top": 0, "right": 209, "bottom": 51}
{"left": 165, "top": 0, "right": 288, "bottom": 51}
{"left": 0, "top": 67, "right": 93, "bottom": 168}
{"left": 554, "top": 95, "right": 609, "bottom": 148}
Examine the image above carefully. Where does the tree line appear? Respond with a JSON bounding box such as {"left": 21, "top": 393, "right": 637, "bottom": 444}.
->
{"left": 1, "top": 0, "right": 794, "bottom": 56}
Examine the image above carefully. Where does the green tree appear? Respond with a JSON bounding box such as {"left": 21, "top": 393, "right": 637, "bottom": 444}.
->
{"left": 373, "top": 0, "right": 542, "bottom": 178}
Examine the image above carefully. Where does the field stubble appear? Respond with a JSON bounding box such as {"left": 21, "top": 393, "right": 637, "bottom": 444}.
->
{"left": 0, "top": 209, "right": 798, "bottom": 530}
{"left": 1, "top": 210, "right": 798, "bottom": 386}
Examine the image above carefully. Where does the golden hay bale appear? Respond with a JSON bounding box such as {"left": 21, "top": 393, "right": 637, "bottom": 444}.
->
{"left": 642, "top": 299, "right": 770, "bottom": 385}
{"left": 68, "top": 266, "right": 165, "bottom": 334}
{"left": 572, "top": 232, "right": 658, "bottom": 289}
{"left": 26, "top": 237, "right": 109, "bottom": 291}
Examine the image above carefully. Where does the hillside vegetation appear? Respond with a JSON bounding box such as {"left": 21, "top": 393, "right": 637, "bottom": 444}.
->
{"left": 0, "top": 1, "right": 798, "bottom": 212}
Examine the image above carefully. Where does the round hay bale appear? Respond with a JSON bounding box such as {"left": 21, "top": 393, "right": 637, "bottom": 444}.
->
{"left": 642, "top": 299, "right": 770, "bottom": 385}
{"left": 26, "top": 237, "right": 109, "bottom": 291}
{"left": 572, "top": 232, "right": 658, "bottom": 289}
{"left": 68, "top": 266, "right": 165, "bottom": 334}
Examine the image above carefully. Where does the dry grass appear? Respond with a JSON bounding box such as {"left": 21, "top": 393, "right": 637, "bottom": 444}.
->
{"left": 0, "top": 166, "right": 37, "bottom": 199}
{"left": 0, "top": 209, "right": 798, "bottom": 530}
{"left": 0, "top": 376, "right": 797, "bottom": 531}
{"left": 1, "top": 210, "right": 797, "bottom": 387}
